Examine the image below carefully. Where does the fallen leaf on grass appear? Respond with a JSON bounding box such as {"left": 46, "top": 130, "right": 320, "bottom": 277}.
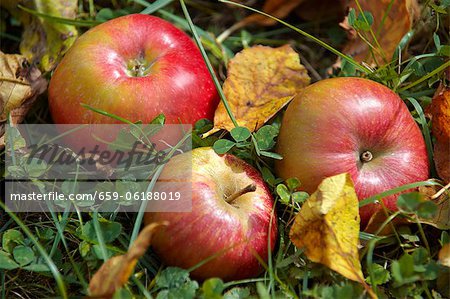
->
{"left": 428, "top": 86, "right": 450, "bottom": 182}
{"left": 416, "top": 185, "right": 450, "bottom": 230}
{"left": 439, "top": 243, "right": 450, "bottom": 268}
{"left": 340, "top": 0, "right": 419, "bottom": 65}
{"left": 0, "top": 52, "right": 47, "bottom": 147}
{"left": 88, "top": 222, "right": 167, "bottom": 298}
{"left": 210, "top": 45, "right": 310, "bottom": 134}
{"left": 2, "top": 0, "right": 78, "bottom": 72}
{"left": 364, "top": 184, "right": 450, "bottom": 234}
{"left": 289, "top": 173, "right": 374, "bottom": 297}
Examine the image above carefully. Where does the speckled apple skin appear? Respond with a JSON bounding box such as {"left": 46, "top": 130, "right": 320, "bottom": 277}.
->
{"left": 275, "top": 77, "right": 429, "bottom": 225}
{"left": 49, "top": 14, "right": 219, "bottom": 125}
{"left": 145, "top": 148, "right": 278, "bottom": 281}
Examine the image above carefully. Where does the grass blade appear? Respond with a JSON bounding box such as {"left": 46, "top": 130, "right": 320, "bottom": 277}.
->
{"left": 128, "top": 131, "right": 192, "bottom": 246}
{"left": 354, "top": 0, "right": 387, "bottom": 63}
{"left": 406, "top": 97, "right": 436, "bottom": 176}
{"left": 359, "top": 180, "right": 441, "bottom": 207}
{"left": 92, "top": 211, "right": 108, "bottom": 262}
{"left": 18, "top": 5, "right": 101, "bottom": 27}
{"left": 0, "top": 202, "right": 68, "bottom": 298}
{"left": 179, "top": 0, "right": 239, "bottom": 127}
{"left": 134, "top": 0, "right": 174, "bottom": 15}
{"left": 398, "top": 60, "right": 450, "bottom": 92}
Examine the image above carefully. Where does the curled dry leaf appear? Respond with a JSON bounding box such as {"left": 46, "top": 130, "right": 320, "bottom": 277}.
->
{"left": 364, "top": 183, "right": 450, "bottom": 234}
{"left": 340, "top": 0, "right": 420, "bottom": 65}
{"left": 289, "top": 173, "right": 374, "bottom": 297}
{"left": 2, "top": 0, "right": 78, "bottom": 72}
{"left": 210, "top": 45, "right": 310, "bottom": 134}
{"left": 0, "top": 52, "right": 47, "bottom": 147}
{"left": 88, "top": 222, "right": 168, "bottom": 298}
{"left": 416, "top": 185, "right": 450, "bottom": 230}
{"left": 439, "top": 243, "right": 450, "bottom": 268}
{"left": 428, "top": 86, "right": 450, "bottom": 182}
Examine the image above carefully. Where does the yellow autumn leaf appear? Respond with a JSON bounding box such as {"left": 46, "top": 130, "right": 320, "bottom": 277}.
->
{"left": 439, "top": 243, "right": 450, "bottom": 268}
{"left": 211, "top": 45, "right": 310, "bottom": 133}
{"left": 289, "top": 173, "right": 372, "bottom": 291}
{"left": 88, "top": 222, "right": 167, "bottom": 298}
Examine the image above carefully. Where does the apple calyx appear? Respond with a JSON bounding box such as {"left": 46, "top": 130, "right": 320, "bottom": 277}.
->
{"left": 360, "top": 150, "right": 373, "bottom": 163}
{"left": 126, "top": 57, "right": 155, "bottom": 77}
{"left": 225, "top": 184, "right": 257, "bottom": 204}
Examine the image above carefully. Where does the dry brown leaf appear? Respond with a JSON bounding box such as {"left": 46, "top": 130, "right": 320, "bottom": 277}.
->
{"left": 439, "top": 243, "right": 450, "bottom": 268}
{"left": 88, "top": 222, "right": 167, "bottom": 298}
{"left": 211, "top": 45, "right": 309, "bottom": 134}
{"left": 340, "top": 0, "right": 420, "bottom": 65}
{"left": 243, "top": 0, "right": 306, "bottom": 26}
{"left": 416, "top": 184, "right": 450, "bottom": 230}
{"left": 428, "top": 87, "right": 450, "bottom": 182}
{"left": 0, "top": 52, "right": 47, "bottom": 147}
{"left": 289, "top": 173, "right": 375, "bottom": 297}
{"left": 0, "top": 52, "right": 46, "bottom": 121}
{"left": 1, "top": 0, "right": 78, "bottom": 72}
{"left": 363, "top": 184, "right": 449, "bottom": 233}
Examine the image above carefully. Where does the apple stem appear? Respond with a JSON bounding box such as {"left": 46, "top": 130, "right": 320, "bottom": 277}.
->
{"left": 226, "top": 184, "right": 257, "bottom": 203}
{"left": 360, "top": 151, "right": 373, "bottom": 162}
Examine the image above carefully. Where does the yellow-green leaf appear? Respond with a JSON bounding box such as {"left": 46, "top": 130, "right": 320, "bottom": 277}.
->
{"left": 289, "top": 173, "right": 375, "bottom": 297}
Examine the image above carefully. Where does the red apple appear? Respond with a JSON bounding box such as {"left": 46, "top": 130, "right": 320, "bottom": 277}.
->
{"left": 275, "top": 77, "right": 429, "bottom": 225}
{"left": 145, "top": 147, "right": 277, "bottom": 281}
{"left": 48, "top": 14, "right": 219, "bottom": 125}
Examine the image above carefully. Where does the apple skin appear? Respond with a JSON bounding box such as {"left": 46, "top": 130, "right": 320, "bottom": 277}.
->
{"left": 275, "top": 77, "right": 429, "bottom": 225}
{"left": 48, "top": 14, "right": 219, "bottom": 125}
{"left": 145, "top": 147, "right": 278, "bottom": 281}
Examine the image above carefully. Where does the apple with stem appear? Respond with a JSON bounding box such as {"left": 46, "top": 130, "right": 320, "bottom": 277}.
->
{"left": 49, "top": 14, "right": 219, "bottom": 125}
{"left": 275, "top": 77, "right": 429, "bottom": 225}
{"left": 145, "top": 147, "right": 277, "bottom": 281}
